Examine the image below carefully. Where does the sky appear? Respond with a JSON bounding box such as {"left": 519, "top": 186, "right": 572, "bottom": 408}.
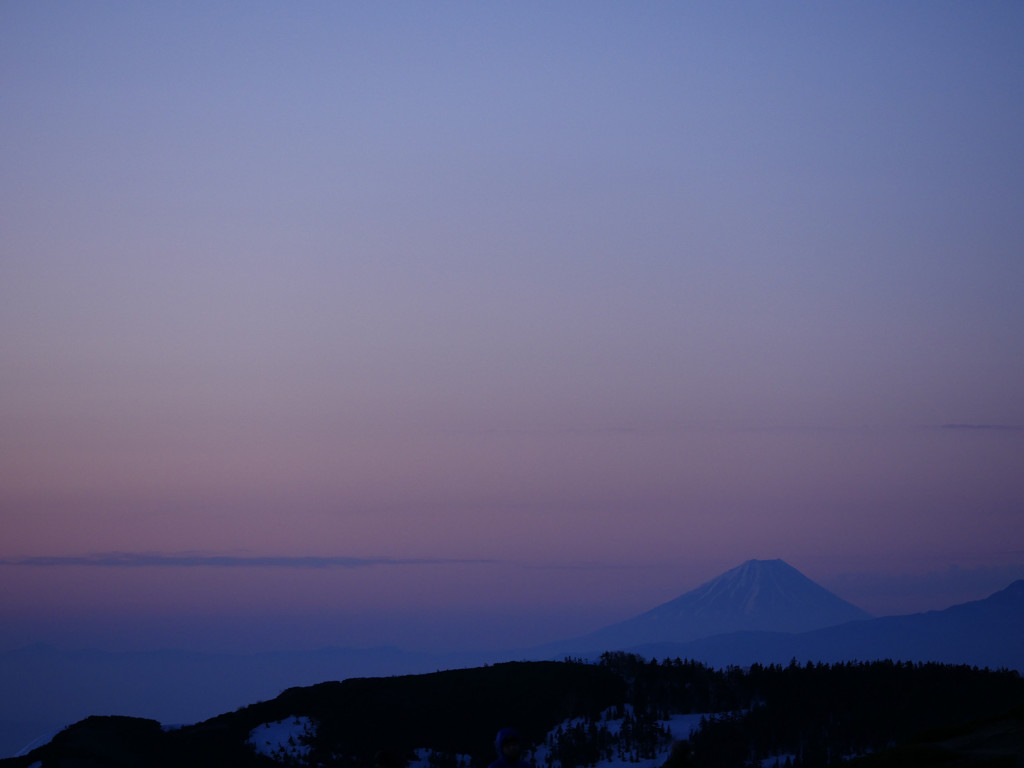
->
{"left": 1, "top": 1, "right": 1023, "bottom": 654}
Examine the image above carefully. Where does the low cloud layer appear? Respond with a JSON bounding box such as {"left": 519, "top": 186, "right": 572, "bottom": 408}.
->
{"left": 0, "top": 553, "right": 494, "bottom": 569}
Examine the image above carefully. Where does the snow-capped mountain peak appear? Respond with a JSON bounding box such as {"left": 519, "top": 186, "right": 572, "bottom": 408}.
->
{"left": 552, "top": 559, "right": 871, "bottom": 654}
{"left": 685, "top": 559, "right": 856, "bottom": 619}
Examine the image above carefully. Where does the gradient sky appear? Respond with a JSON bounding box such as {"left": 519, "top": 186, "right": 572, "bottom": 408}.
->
{"left": 2, "top": 2, "right": 1023, "bottom": 653}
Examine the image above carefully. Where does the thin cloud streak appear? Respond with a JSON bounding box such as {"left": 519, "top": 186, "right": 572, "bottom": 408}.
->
{"left": 0, "top": 553, "right": 495, "bottom": 569}
{"left": 940, "top": 424, "right": 1024, "bottom": 432}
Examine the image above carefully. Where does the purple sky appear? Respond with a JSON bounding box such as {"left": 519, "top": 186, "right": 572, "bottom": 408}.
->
{"left": 2, "top": 2, "right": 1023, "bottom": 653}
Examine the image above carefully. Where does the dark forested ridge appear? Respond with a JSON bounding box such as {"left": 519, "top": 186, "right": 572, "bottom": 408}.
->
{"left": 3, "top": 655, "right": 1022, "bottom": 768}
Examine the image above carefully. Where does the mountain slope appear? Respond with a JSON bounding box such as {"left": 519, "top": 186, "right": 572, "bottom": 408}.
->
{"left": 5, "top": 658, "right": 1023, "bottom": 768}
{"left": 628, "top": 580, "right": 1024, "bottom": 672}
{"left": 0, "top": 644, "right": 495, "bottom": 759}
{"left": 2, "top": 661, "right": 627, "bottom": 768}
{"left": 547, "top": 559, "right": 871, "bottom": 655}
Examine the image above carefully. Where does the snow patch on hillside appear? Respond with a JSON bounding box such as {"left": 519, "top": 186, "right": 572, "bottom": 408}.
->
{"left": 248, "top": 715, "right": 316, "bottom": 761}
{"left": 527, "top": 710, "right": 709, "bottom": 768}
{"left": 407, "top": 746, "right": 474, "bottom": 768}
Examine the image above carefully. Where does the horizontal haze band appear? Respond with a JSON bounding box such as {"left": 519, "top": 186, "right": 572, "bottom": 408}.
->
{"left": 0, "top": 553, "right": 495, "bottom": 569}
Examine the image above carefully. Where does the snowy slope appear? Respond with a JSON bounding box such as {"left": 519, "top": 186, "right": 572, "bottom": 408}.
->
{"left": 545, "top": 559, "right": 871, "bottom": 655}
{"left": 241, "top": 708, "right": 711, "bottom": 768}
{"left": 528, "top": 710, "right": 708, "bottom": 768}
{"left": 248, "top": 716, "right": 316, "bottom": 761}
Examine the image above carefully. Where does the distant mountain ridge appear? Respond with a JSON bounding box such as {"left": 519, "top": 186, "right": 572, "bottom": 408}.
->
{"left": 543, "top": 559, "right": 871, "bottom": 655}
{"left": 537, "top": 560, "right": 1023, "bottom": 672}
{"left": 623, "top": 579, "right": 1024, "bottom": 673}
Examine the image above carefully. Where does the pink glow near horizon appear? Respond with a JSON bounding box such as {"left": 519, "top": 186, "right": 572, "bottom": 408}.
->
{"left": 2, "top": 2, "right": 1023, "bottom": 652}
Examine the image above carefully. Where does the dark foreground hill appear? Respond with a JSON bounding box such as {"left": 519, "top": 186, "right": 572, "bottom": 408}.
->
{"left": 4, "top": 655, "right": 1022, "bottom": 768}
{"left": 2, "top": 661, "right": 623, "bottom": 768}
{"left": 0, "top": 643, "right": 498, "bottom": 758}
{"left": 840, "top": 704, "right": 1024, "bottom": 768}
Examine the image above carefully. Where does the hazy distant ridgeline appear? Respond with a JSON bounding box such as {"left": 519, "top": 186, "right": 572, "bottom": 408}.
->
{"left": 630, "top": 581, "right": 1024, "bottom": 671}
{"left": 625, "top": 578, "right": 1024, "bottom": 673}
{"left": 533, "top": 560, "right": 1024, "bottom": 674}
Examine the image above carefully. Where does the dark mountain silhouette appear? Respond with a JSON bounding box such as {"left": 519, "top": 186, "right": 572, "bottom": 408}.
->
{"left": 843, "top": 703, "right": 1024, "bottom": 768}
{"left": 541, "top": 559, "right": 871, "bottom": 656}
{"left": 4, "top": 656, "right": 1022, "bottom": 768}
{"left": 1, "top": 661, "right": 626, "bottom": 768}
{"left": 625, "top": 579, "right": 1024, "bottom": 673}
{"left": 0, "top": 643, "right": 496, "bottom": 758}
